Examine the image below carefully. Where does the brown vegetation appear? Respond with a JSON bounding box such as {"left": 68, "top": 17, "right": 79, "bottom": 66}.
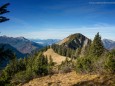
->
{"left": 43, "top": 48, "right": 68, "bottom": 65}
{"left": 22, "top": 71, "right": 99, "bottom": 86}
{"left": 22, "top": 71, "right": 115, "bottom": 86}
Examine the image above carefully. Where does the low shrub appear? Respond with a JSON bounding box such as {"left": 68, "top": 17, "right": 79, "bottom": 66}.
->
{"left": 104, "top": 50, "right": 115, "bottom": 74}
{"left": 11, "top": 70, "right": 35, "bottom": 85}
{"left": 76, "top": 57, "right": 93, "bottom": 73}
{"left": 58, "top": 58, "right": 75, "bottom": 73}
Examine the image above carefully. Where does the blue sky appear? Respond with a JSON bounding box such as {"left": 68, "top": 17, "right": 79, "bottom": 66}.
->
{"left": 0, "top": 0, "right": 115, "bottom": 40}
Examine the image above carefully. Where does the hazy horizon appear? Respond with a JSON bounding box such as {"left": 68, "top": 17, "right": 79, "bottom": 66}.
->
{"left": 0, "top": 0, "right": 115, "bottom": 40}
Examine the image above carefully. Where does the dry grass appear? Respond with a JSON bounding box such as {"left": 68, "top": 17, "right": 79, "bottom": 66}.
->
{"left": 43, "top": 48, "right": 68, "bottom": 65}
{"left": 22, "top": 71, "right": 99, "bottom": 86}
{"left": 22, "top": 72, "right": 115, "bottom": 86}
{"left": 58, "top": 37, "right": 69, "bottom": 45}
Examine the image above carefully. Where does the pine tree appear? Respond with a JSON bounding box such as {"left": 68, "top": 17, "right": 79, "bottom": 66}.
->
{"left": 34, "top": 54, "right": 48, "bottom": 76}
{"left": 90, "top": 32, "right": 104, "bottom": 57}
{"left": 48, "top": 56, "right": 54, "bottom": 74}
{"left": 0, "top": 3, "right": 10, "bottom": 23}
{"left": 49, "top": 55, "right": 53, "bottom": 66}
{"left": 0, "top": 45, "right": 15, "bottom": 69}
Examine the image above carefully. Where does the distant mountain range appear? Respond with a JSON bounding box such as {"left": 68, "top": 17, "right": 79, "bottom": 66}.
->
{"left": 0, "top": 43, "right": 27, "bottom": 68}
{"left": 0, "top": 35, "right": 115, "bottom": 69}
{"left": 30, "top": 39, "right": 61, "bottom": 46}
{"left": 102, "top": 39, "right": 115, "bottom": 50}
{"left": 0, "top": 35, "right": 114, "bottom": 58}
{"left": 0, "top": 43, "right": 26, "bottom": 58}
{"left": 0, "top": 36, "right": 43, "bottom": 55}
{"left": 30, "top": 37, "right": 115, "bottom": 50}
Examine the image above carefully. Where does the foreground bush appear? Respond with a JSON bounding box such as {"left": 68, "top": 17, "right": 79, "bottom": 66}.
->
{"left": 11, "top": 71, "right": 35, "bottom": 85}
{"left": 104, "top": 49, "right": 115, "bottom": 74}
{"left": 0, "top": 52, "right": 53, "bottom": 85}
{"left": 75, "top": 33, "right": 115, "bottom": 74}
{"left": 76, "top": 57, "right": 93, "bottom": 73}
{"left": 76, "top": 50, "right": 115, "bottom": 74}
{"left": 58, "top": 58, "right": 75, "bottom": 73}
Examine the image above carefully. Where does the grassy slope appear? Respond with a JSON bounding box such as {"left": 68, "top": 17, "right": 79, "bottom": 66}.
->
{"left": 22, "top": 71, "right": 115, "bottom": 86}
{"left": 22, "top": 71, "right": 98, "bottom": 86}
{"left": 43, "top": 48, "right": 68, "bottom": 65}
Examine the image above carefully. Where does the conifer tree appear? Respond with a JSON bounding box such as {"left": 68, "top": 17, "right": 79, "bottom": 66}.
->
{"left": 48, "top": 56, "right": 54, "bottom": 74}
{"left": 0, "top": 45, "right": 15, "bottom": 69}
{"left": 90, "top": 32, "right": 104, "bottom": 57}
{"left": 49, "top": 55, "right": 53, "bottom": 66}
{"left": 34, "top": 54, "right": 48, "bottom": 76}
{"left": 0, "top": 3, "right": 10, "bottom": 23}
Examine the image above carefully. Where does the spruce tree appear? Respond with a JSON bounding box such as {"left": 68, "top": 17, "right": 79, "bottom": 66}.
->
{"left": 90, "top": 32, "right": 104, "bottom": 57}
{"left": 34, "top": 54, "right": 48, "bottom": 76}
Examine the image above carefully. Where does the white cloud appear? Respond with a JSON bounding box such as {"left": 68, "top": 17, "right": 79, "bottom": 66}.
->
{"left": 2, "top": 23, "right": 115, "bottom": 40}
{"left": 20, "top": 24, "right": 115, "bottom": 41}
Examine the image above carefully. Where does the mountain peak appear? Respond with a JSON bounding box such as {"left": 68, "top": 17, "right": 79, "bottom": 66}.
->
{"left": 16, "top": 36, "right": 29, "bottom": 41}
{"left": 102, "top": 39, "right": 115, "bottom": 50}
{"left": 103, "top": 39, "right": 115, "bottom": 43}
{"left": 68, "top": 33, "right": 87, "bottom": 40}
{"left": 69, "top": 33, "right": 82, "bottom": 36}
{"left": 0, "top": 36, "right": 26, "bottom": 40}
{"left": 58, "top": 33, "right": 91, "bottom": 50}
{"left": 16, "top": 36, "right": 25, "bottom": 39}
